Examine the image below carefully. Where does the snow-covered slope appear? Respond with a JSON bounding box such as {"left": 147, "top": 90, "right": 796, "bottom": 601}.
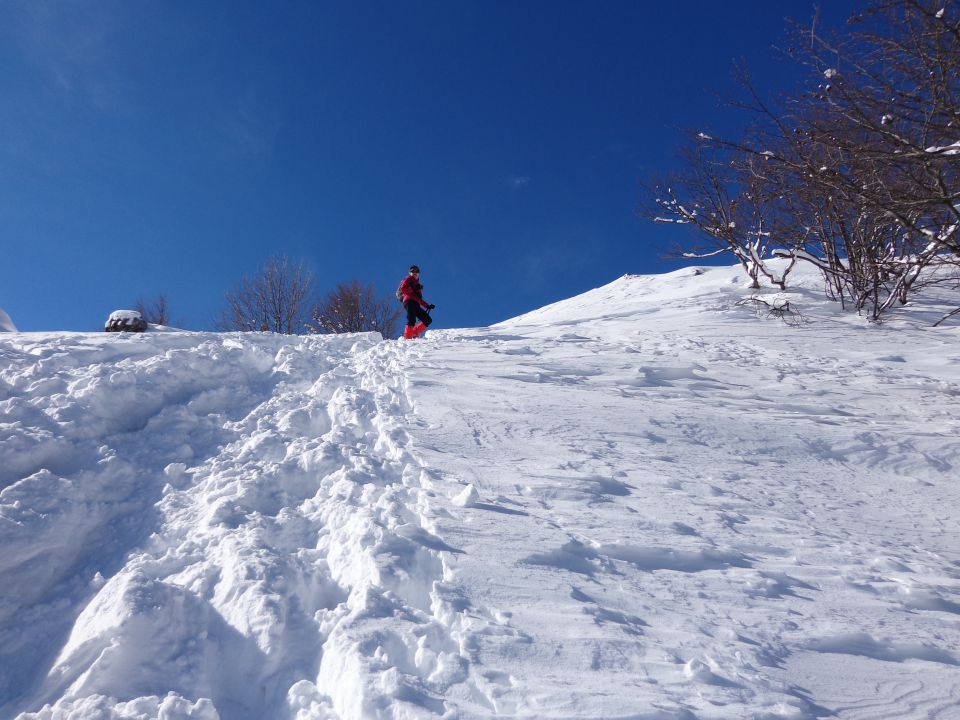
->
{"left": 2, "top": 262, "right": 959, "bottom": 720}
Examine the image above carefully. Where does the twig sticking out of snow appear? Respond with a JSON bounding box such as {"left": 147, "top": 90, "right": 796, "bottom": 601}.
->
{"left": 737, "top": 295, "right": 808, "bottom": 326}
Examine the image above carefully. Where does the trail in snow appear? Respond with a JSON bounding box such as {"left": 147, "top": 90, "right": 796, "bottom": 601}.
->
{"left": 2, "top": 261, "right": 960, "bottom": 720}
{"left": 2, "top": 332, "right": 483, "bottom": 719}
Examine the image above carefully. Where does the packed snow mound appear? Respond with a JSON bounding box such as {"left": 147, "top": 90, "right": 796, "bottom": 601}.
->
{"left": 2, "top": 262, "right": 959, "bottom": 720}
{"left": 0, "top": 307, "right": 17, "bottom": 332}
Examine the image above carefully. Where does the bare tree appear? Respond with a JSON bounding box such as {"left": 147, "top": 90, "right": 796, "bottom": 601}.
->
{"left": 134, "top": 294, "right": 170, "bottom": 326}
{"left": 642, "top": 142, "right": 797, "bottom": 290}
{"left": 777, "top": 0, "right": 960, "bottom": 315}
{"left": 643, "top": 0, "right": 960, "bottom": 321}
{"left": 217, "top": 255, "right": 316, "bottom": 334}
{"left": 308, "top": 280, "right": 401, "bottom": 337}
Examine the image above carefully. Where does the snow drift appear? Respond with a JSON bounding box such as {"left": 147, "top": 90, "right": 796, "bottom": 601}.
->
{"left": 2, "top": 261, "right": 959, "bottom": 720}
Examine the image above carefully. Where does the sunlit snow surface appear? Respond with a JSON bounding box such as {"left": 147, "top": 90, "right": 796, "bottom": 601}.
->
{"left": 2, "top": 262, "right": 959, "bottom": 720}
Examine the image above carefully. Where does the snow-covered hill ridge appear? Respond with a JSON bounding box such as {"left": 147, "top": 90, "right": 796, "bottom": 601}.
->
{"left": 2, "top": 262, "right": 959, "bottom": 720}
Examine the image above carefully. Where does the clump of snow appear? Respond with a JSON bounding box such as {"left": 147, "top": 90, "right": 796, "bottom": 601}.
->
{"left": 925, "top": 139, "right": 960, "bottom": 155}
{"left": 2, "top": 262, "right": 960, "bottom": 720}
{"left": 0, "top": 307, "right": 17, "bottom": 332}
{"left": 106, "top": 309, "right": 143, "bottom": 322}
{"left": 451, "top": 484, "right": 480, "bottom": 507}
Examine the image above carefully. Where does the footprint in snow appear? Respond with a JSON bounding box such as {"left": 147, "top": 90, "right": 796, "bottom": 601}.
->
{"left": 568, "top": 588, "right": 649, "bottom": 636}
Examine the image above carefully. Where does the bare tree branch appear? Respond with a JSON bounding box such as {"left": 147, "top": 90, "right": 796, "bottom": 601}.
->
{"left": 134, "top": 294, "right": 170, "bottom": 326}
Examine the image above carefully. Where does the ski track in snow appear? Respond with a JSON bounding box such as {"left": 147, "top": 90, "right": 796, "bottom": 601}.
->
{"left": 2, "top": 263, "right": 960, "bottom": 720}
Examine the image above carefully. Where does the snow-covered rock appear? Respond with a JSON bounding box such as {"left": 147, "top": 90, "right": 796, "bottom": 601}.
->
{"left": 104, "top": 309, "right": 148, "bottom": 332}
{"left": 0, "top": 307, "right": 17, "bottom": 332}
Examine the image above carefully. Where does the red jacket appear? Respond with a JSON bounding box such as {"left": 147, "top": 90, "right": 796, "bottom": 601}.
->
{"left": 399, "top": 275, "right": 429, "bottom": 308}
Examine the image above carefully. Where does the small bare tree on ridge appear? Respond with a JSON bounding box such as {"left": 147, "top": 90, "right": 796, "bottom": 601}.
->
{"left": 309, "top": 280, "right": 401, "bottom": 337}
{"left": 218, "top": 255, "right": 316, "bottom": 334}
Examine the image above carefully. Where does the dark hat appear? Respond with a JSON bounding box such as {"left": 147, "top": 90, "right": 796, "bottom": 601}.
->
{"left": 409, "top": 265, "right": 420, "bottom": 272}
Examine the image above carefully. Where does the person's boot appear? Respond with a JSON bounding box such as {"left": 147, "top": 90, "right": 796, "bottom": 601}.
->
{"left": 403, "top": 325, "right": 416, "bottom": 339}
{"left": 412, "top": 322, "right": 427, "bottom": 338}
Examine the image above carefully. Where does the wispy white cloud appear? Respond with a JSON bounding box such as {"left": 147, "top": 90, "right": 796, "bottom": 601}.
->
{"left": 507, "top": 175, "right": 532, "bottom": 191}
{"left": 4, "top": 0, "right": 136, "bottom": 115}
{"left": 5, "top": 3, "right": 281, "bottom": 162}
{"left": 517, "top": 234, "right": 596, "bottom": 288}
{"left": 221, "top": 85, "right": 283, "bottom": 159}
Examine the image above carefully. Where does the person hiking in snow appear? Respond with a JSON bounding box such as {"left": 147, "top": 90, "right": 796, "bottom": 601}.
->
{"left": 399, "top": 265, "right": 434, "bottom": 339}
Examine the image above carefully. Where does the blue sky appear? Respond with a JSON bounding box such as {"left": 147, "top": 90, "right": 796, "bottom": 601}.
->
{"left": 0, "top": 1, "right": 859, "bottom": 333}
